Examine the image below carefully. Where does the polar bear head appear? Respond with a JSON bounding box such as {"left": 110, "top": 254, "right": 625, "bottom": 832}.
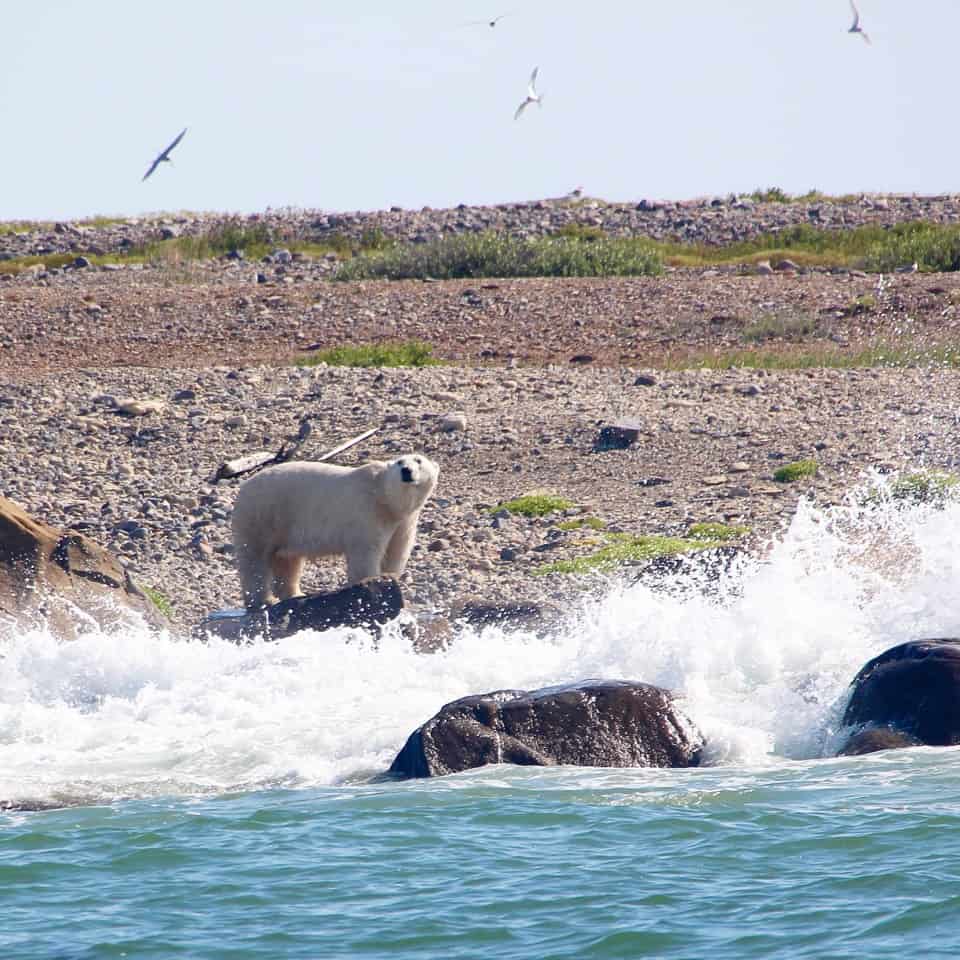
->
{"left": 380, "top": 453, "right": 439, "bottom": 512}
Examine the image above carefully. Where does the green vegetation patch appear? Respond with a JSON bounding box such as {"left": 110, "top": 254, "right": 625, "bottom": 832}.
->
{"left": 142, "top": 585, "right": 174, "bottom": 619}
{"left": 889, "top": 470, "right": 960, "bottom": 505}
{"left": 295, "top": 339, "right": 440, "bottom": 368}
{"left": 773, "top": 459, "right": 819, "bottom": 483}
{"left": 556, "top": 516, "right": 606, "bottom": 531}
{"left": 334, "top": 231, "right": 664, "bottom": 281}
{"left": 656, "top": 221, "right": 960, "bottom": 272}
{"left": 494, "top": 493, "right": 577, "bottom": 517}
{"left": 686, "top": 522, "right": 751, "bottom": 541}
{"left": 662, "top": 342, "right": 960, "bottom": 371}
{"left": 741, "top": 310, "right": 819, "bottom": 343}
{"left": 535, "top": 531, "right": 726, "bottom": 576}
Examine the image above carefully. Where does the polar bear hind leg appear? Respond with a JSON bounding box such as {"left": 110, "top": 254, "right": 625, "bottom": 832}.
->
{"left": 235, "top": 547, "right": 276, "bottom": 608}
{"left": 271, "top": 553, "right": 306, "bottom": 601}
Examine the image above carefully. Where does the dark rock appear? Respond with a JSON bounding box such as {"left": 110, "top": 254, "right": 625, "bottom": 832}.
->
{"left": 633, "top": 374, "right": 657, "bottom": 387}
{"left": 838, "top": 639, "right": 960, "bottom": 754}
{"left": 451, "top": 598, "right": 560, "bottom": 632}
{"left": 390, "top": 680, "right": 704, "bottom": 778}
{"left": 0, "top": 495, "right": 169, "bottom": 641}
{"left": 72, "top": 256, "right": 91, "bottom": 269}
{"left": 634, "top": 546, "right": 744, "bottom": 589}
{"left": 195, "top": 576, "right": 404, "bottom": 643}
{"left": 595, "top": 419, "right": 644, "bottom": 451}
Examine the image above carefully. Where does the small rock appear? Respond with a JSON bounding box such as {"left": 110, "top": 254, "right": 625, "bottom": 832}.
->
{"left": 440, "top": 412, "right": 467, "bottom": 433}
{"left": 428, "top": 538, "right": 450, "bottom": 552}
{"left": 117, "top": 398, "right": 165, "bottom": 417}
{"left": 595, "top": 419, "right": 643, "bottom": 451}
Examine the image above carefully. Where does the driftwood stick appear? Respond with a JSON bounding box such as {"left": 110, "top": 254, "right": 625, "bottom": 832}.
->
{"left": 212, "top": 426, "right": 379, "bottom": 483}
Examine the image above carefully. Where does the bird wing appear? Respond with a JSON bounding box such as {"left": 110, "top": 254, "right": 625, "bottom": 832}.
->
{"left": 849, "top": 0, "right": 860, "bottom": 29}
{"left": 142, "top": 158, "right": 161, "bottom": 182}
{"left": 514, "top": 99, "right": 530, "bottom": 121}
{"left": 528, "top": 66, "right": 539, "bottom": 97}
{"left": 860, "top": 29, "right": 871, "bottom": 44}
{"left": 160, "top": 127, "right": 188, "bottom": 160}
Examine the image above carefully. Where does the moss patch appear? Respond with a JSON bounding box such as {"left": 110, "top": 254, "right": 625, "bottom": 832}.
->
{"left": 556, "top": 516, "right": 606, "bottom": 532}
{"left": 534, "top": 532, "right": 725, "bottom": 576}
{"left": 889, "top": 470, "right": 959, "bottom": 504}
{"left": 494, "top": 493, "right": 577, "bottom": 518}
{"left": 773, "top": 459, "right": 819, "bottom": 483}
{"left": 295, "top": 340, "right": 440, "bottom": 368}
{"left": 686, "top": 522, "right": 751, "bottom": 541}
{"left": 142, "top": 586, "right": 174, "bottom": 619}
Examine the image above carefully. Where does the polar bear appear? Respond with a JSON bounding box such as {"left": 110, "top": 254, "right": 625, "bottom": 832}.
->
{"left": 231, "top": 454, "right": 439, "bottom": 609}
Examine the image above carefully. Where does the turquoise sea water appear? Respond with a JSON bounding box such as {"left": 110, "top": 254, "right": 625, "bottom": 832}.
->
{"left": 4, "top": 491, "right": 960, "bottom": 957}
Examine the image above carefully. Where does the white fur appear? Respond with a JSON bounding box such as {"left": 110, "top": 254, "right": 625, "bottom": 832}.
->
{"left": 231, "top": 454, "right": 439, "bottom": 608}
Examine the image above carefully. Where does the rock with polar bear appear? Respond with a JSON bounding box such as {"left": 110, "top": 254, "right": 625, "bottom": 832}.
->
{"left": 230, "top": 454, "right": 438, "bottom": 609}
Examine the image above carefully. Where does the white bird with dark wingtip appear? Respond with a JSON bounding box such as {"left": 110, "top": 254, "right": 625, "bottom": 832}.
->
{"left": 471, "top": 13, "right": 509, "bottom": 27}
{"left": 848, "top": 0, "right": 871, "bottom": 45}
{"left": 142, "top": 127, "right": 187, "bottom": 182}
{"left": 514, "top": 67, "right": 542, "bottom": 120}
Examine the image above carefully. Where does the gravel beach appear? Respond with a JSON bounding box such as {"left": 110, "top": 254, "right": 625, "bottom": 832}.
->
{"left": 3, "top": 199, "right": 960, "bottom": 632}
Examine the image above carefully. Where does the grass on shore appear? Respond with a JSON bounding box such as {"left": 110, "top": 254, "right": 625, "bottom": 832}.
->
{"left": 295, "top": 340, "right": 440, "bottom": 368}
{"left": 4, "top": 218, "right": 960, "bottom": 278}
{"left": 0, "top": 220, "right": 388, "bottom": 275}
{"left": 333, "top": 232, "right": 665, "bottom": 281}
{"left": 661, "top": 341, "right": 960, "bottom": 370}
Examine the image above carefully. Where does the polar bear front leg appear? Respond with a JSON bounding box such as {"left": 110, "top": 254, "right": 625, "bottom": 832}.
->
{"left": 346, "top": 544, "right": 386, "bottom": 585}
{"left": 382, "top": 519, "right": 417, "bottom": 577}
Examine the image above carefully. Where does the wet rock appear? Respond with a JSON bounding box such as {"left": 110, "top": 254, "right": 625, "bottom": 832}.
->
{"left": 389, "top": 680, "right": 704, "bottom": 778}
{"left": 838, "top": 639, "right": 960, "bottom": 754}
{"left": 0, "top": 495, "right": 169, "bottom": 641}
{"left": 196, "top": 576, "right": 404, "bottom": 643}
{"left": 450, "top": 598, "right": 560, "bottom": 632}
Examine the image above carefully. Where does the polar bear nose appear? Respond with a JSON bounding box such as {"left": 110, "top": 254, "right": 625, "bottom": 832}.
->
{"left": 401, "top": 465, "right": 414, "bottom": 483}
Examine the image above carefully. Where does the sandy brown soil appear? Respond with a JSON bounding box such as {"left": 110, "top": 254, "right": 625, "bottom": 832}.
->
{"left": 2, "top": 266, "right": 960, "bottom": 375}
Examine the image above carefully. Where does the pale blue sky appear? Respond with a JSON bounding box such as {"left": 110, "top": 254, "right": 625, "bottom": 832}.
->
{"left": 2, "top": 1, "right": 954, "bottom": 220}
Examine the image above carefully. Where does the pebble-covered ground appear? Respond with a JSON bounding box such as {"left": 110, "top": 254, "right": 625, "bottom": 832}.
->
{"left": 2, "top": 360, "right": 959, "bottom": 632}
{"left": 3, "top": 198, "right": 960, "bottom": 633}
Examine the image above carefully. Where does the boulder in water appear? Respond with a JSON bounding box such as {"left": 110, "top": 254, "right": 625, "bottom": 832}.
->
{"left": 838, "top": 639, "right": 960, "bottom": 755}
{"left": 0, "top": 495, "right": 169, "bottom": 640}
{"left": 390, "top": 679, "right": 704, "bottom": 778}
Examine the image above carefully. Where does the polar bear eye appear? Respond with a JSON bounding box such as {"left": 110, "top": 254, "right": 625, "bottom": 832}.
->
{"left": 415, "top": 457, "right": 422, "bottom": 465}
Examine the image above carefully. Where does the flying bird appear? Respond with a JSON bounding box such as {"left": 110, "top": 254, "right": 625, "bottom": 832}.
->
{"left": 142, "top": 127, "right": 187, "bottom": 182}
{"left": 464, "top": 13, "right": 510, "bottom": 27}
{"left": 514, "top": 67, "right": 542, "bottom": 120}
{"left": 848, "top": 0, "right": 871, "bottom": 44}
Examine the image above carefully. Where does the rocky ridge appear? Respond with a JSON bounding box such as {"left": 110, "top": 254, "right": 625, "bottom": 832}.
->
{"left": 4, "top": 192, "right": 960, "bottom": 262}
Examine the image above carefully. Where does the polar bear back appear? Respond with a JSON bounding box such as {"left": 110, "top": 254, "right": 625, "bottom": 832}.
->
{"left": 231, "top": 456, "right": 437, "bottom": 560}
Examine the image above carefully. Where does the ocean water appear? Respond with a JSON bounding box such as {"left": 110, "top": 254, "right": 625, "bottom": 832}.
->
{"left": 4, "top": 487, "right": 960, "bottom": 958}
